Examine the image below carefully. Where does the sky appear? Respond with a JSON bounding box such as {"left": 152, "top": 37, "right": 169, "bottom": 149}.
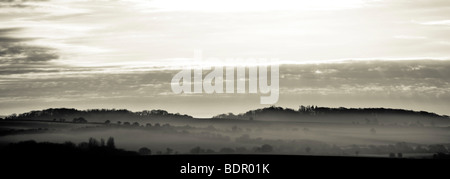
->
{"left": 1, "top": 0, "right": 450, "bottom": 117}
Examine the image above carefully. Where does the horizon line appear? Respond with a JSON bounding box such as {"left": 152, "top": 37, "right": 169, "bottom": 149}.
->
{"left": 3, "top": 105, "right": 449, "bottom": 119}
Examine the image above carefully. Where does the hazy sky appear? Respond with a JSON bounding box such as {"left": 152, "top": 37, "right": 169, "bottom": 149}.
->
{"left": 1, "top": 0, "right": 450, "bottom": 117}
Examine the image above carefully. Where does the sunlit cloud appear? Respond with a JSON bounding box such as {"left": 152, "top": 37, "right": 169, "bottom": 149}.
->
{"left": 420, "top": 20, "right": 450, "bottom": 26}
{"left": 145, "top": 0, "right": 368, "bottom": 12}
{"left": 393, "top": 35, "right": 428, "bottom": 40}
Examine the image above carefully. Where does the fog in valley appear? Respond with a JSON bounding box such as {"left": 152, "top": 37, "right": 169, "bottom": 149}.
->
{"left": 1, "top": 106, "right": 449, "bottom": 158}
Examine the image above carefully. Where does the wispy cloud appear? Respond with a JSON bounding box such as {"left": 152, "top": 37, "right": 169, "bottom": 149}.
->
{"left": 420, "top": 20, "right": 450, "bottom": 26}
{"left": 393, "top": 35, "right": 428, "bottom": 40}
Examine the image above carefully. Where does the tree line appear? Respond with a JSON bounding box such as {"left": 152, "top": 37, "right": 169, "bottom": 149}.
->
{"left": 4, "top": 108, "right": 193, "bottom": 122}
{"left": 0, "top": 137, "right": 137, "bottom": 156}
{"left": 213, "top": 105, "right": 449, "bottom": 121}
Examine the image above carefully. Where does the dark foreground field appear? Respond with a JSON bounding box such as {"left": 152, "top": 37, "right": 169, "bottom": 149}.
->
{"left": 1, "top": 153, "right": 448, "bottom": 178}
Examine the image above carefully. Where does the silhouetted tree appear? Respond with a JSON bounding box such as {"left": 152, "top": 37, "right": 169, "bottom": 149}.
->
{"left": 78, "top": 142, "right": 89, "bottom": 150}
{"left": 235, "top": 147, "right": 248, "bottom": 153}
{"left": 166, "top": 148, "right": 173, "bottom": 154}
{"left": 190, "top": 146, "right": 204, "bottom": 154}
{"left": 428, "top": 144, "right": 448, "bottom": 153}
{"left": 220, "top": 147, "right": 235, "bottom": 154}
{"left": 252, "top": 144, "right": 274, "bottom": 153}
{"left": 105, "top": 120, "right": 111, "bottom": 124}
{"left": 261, "top": 144, "right": 273, "bottom": 153}
{"left": 100, "top": 138, "right": 105, "bottom": 147}
{"left": 433, "top": 153, "right": 450, "bottom": 159}
{"left": 305, "top": 147, "right": 311, "bottom": 153}
{"left": 3, "top": 140, "right": 138, "bottom": 156}
{"left": 138, "top": 147, "right": 151, "bottom": 155}
{"left": 64, "top": 141, "right": 76, "bottom": 148}
{"left": 88, "top": 137, "right": 99, "bottom": 148}
{"left": 106, "top": 137, "right": 115, "bottom": 149}
{"left": 72, "top": 117, "right": 87, "bottom": 123}
{"left": 150, "top": 109, "right": 169, "bottom": 115}
{"left": 414, "top": 145, "right": 428, "bottom": 153}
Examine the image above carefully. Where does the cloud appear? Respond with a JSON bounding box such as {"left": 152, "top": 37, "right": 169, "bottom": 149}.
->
{"left": 0, "top": 27, "right": 60, "bottom": 76}
{"left": 0, "top": 28, "right": 58, "bottom": 62}
{"left": 278, "top": 60, "right": 450, "bottom": 108}
{"left": 0, "top": 44, "right": 58, "bottom": 63}
{"left": 0, "top": 27, "right": 21, "bottom": 33}
{"left": 0, "top": 27, "right": 35, "bottom": 43}
{"left": 420, "top": 20, "right": 450, "bottom": 26}
{"left": 0, "top": 36, "right": 35, "bottom": 43}
{"left": 1, "top": 59, "right": 450, "bottom": 117}
{"left": 0, "top": 0, "right": 49, "bottom": 2}
{"left": 393, "top": 35, "right": 428, "bottom": 40}
{"left": 0, "top": 0, "right": 49, "bottom": 9}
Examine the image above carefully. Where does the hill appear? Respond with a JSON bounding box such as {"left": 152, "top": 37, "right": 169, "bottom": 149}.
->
{"left": 3, "top": 106, "right": 450, "bottom": 126}
{"left": 213, "top": 106, "right": 450, "bottom": 126}
{"left": 3, "top": 108, "right": 193, "bottom": 123}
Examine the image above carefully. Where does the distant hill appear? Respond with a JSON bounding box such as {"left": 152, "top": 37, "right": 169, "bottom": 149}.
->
{"left": 3, "top": 108, "right": 193, "bottom": 123}
{"left": 213, "top": 106, "right": 450, "bottom": 126}
{"left": 4, "top": 106, "right": 450, "bottom": 126}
